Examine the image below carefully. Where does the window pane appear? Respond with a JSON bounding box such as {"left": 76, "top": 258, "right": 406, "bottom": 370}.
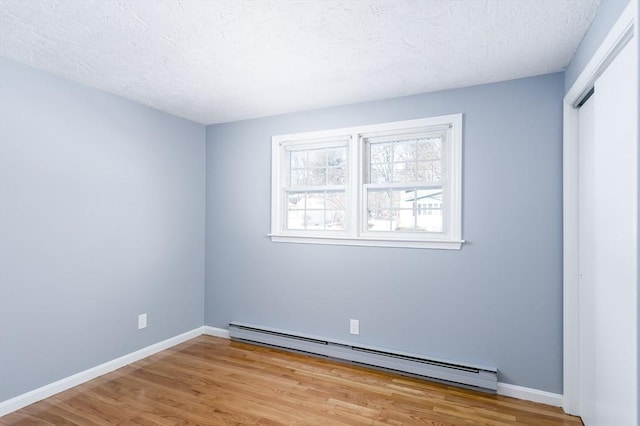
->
{"left": 288, "top": 192, "right": 305, "bottom": 208}
{"left": 410, "top": 188, "right": 443, "bottom": 232}
{"left": 289, "top": 146, "right": 347, "bottom": 188}
{"left": 306, "top": 149, "right": 326, "bottom": 168}
{"left": 327, "top": 149, "right": 345, "bottom": 167}
{"left": 389, "top": 160, "right": 443, "bottom": 183}
{"left": 308, "top": 168, "right": 327, "bottom": 185}
{"left": 391, "top": 162, "right": 413, "bottom": 183}
{"left": 416, "top": 138, "right": 442, "bottom": 161}
{"left": 325, "top": 210, "right": 345, "bottom": 230}
{"left": 326, "top": 191, "right": 345, "bottom": 209}
{"left": 415, "top": 160, "right": 442, "bottom": 182}
{"left": 290, "top": 151, "right": 306, "bottom": 169}
{"left": 286, "top": 191, "right": 307, "bottom": 230}
{"left": 368, "top": 137, "right": 444, "bottom": 184}
{"left": 393, "top": 141, "right": 415, "bottom": 162}
{"left": 416, "top": 208, "right": 443, "bottom": 232}
{"left": 367, "top": 189, "right": 399, "bottom": 231}
{"left": 287, "top": 210, "right": 306, "bottom": 230}
{"left": 328, "top": 167, "right": 346, "bottom": 185}
{"left": 286, "top": 191, "right": 345, "bottom": 230}
{"left": 290, "top": 169, "right": 307, "bottom": 186}
{"left": 370, "top": 143, "right": 392, "bottom": 164}
{"left": 367, "top": 188, "right": 442, "bottom": 232}
{"left": 370, "top": 163, "right": 391, "bottom": 183}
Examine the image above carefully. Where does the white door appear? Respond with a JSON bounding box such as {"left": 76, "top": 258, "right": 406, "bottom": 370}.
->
{"left": 577, "top": 34, "right": 638, "bottom": 426}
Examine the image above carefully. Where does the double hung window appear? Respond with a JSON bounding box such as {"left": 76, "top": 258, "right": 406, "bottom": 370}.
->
{"left": 286, "top": 140, "right": 348, "bottom": 231}
{"left": 271, "top": 114, "right": 463, "bottom": 249}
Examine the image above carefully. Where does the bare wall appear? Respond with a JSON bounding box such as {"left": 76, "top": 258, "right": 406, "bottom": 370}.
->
{"left": 205, "top": 73, "right": 565, "bottom": 394}
{"left": 0, "top": 57, "right": 206, "bottom": 401}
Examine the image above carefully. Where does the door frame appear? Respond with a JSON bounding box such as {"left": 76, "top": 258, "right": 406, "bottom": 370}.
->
{"left": 562, "top": 1, "right": 637, "bottom": 415}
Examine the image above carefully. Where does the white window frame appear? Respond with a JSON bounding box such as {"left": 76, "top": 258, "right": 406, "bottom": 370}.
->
{"left": 270, "top": 114, "right": 463, "bottom": 249}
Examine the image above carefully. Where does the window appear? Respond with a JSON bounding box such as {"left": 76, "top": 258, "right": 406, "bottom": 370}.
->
{"left": 270, "top": 114, "right": 463, "bottom": 249}
{"left": 286, "top": 143, "right": 347, "bottom": 231}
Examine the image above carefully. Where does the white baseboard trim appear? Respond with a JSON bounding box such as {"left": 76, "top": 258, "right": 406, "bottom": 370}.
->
{"left": 0, "top": 327, "right": 203, "bottom": 417}
{"left": 203, "top": 326, "right": 230, "bottom": 339}
{"left": 496, "top": 382, "right": 563, "bottom": 407}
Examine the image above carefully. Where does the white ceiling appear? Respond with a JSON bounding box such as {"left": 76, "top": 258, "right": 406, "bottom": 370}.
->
{"left": 0, "top": 0, "right": 599, "bottom": 125}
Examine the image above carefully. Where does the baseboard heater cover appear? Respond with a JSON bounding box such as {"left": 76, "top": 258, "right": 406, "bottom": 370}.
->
{"left": 228, "top": 322, "right": 498, "bottom": 392}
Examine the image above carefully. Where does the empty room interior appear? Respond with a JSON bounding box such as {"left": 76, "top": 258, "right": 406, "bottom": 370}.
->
{"left": 0, "top": 0, "right": 638, "bottom": 425}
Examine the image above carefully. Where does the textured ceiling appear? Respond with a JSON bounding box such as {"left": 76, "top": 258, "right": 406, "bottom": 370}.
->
{"left": 0, "top": 0, "right": 599, "bottom": 125}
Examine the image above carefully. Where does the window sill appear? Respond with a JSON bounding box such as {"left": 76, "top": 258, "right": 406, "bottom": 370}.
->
{"left": 268, "top": 234, "right": 464, "bottom": 250}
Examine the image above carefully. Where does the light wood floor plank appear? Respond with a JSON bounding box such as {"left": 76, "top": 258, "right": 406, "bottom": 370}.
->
{"left": 1, "top": 336, "right": 582, "bottom": 425}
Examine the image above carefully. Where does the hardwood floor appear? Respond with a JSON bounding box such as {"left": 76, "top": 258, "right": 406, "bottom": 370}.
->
{"left": 1, "top": 335, "right": 582, "bottom": 425}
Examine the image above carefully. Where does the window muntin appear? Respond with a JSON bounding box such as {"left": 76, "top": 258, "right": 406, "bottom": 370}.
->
{"left": 271, "top": 115, "right": 462, "bottom": 249}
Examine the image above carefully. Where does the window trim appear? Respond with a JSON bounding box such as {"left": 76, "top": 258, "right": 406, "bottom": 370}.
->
{"left": 270, "top": 114, "right": 464, "bottom": 250}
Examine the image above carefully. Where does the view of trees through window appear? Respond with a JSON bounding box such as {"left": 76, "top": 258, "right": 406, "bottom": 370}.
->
{"left": 286, "top": 146, "right": 347, "bottom": 230}
{"left": 366, "top": 136, "right": 444, "bottom": 232}
{"left": 284, "top": 135, "right": 444, "bottom": 232}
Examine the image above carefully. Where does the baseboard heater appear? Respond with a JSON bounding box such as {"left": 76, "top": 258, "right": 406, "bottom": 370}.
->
{"left": 228, "top": 322, "right": 498, "bottom": 392}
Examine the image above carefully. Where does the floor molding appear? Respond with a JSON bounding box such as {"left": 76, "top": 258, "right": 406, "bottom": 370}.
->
{"left": 1, "top": 325, "right": 564, "bottom": 417}
{"left": 202, "top": 325, "right": 230, "bottom": 339}
{"left": 0, "top": 327, "right": 203, "bottom": 417}
{"left": 496, "top": 382, "right": 563, "bottom": 407}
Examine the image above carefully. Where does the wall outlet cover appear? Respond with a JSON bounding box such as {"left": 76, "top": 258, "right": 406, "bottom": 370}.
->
{"left": 138, "top": 313, "right": 147, "bottom": 329}
{"left": 350, "top": 319, "right": 359, "bottom": 335}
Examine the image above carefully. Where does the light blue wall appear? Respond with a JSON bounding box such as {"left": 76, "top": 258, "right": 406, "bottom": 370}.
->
{"left": 0, "top": 59, "right": 567, "bottom": 401}
{"left": 0, "top": 57, "right": 206, "bottom": 401}
{"left": 565, "top": 0, "right": 630, "bottom": 92}
{"left": 205, "top": 73, "right": 565, "bottom": 393}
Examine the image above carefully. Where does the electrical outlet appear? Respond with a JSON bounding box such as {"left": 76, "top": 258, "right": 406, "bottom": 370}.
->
{"left": 138, "top": 313, "right": 147, "bottom": 329}
{"left": 350, "top": 319, "right": 359, "bottom": 335}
